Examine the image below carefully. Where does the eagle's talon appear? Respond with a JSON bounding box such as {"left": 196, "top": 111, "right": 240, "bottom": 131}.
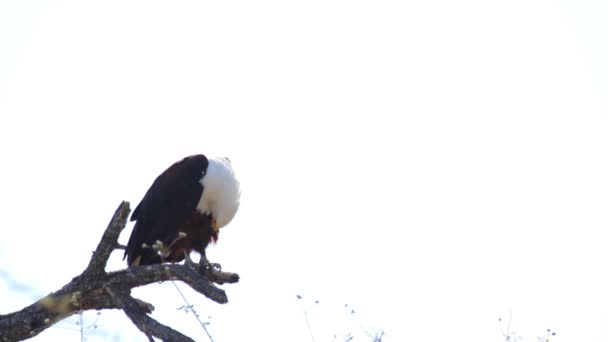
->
{"left": 184, "top": 253, "right": 198, "bottom": 270}
{"left": 198, "top": 255, "right": 213, "bottom": 273}
{"left": 199, "top": 257, "right": 221, "bottom": 273}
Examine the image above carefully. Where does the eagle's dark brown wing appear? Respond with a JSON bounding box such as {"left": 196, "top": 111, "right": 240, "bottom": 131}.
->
{"left": 125, "top": 155, "right": 209, "bottom": 266}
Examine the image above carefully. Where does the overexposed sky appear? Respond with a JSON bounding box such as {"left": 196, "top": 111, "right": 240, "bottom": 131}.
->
{"left": 1, "top": 1, "right": 607, "bottom": 341}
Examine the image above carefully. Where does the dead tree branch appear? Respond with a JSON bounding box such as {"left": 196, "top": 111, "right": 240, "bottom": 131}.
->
{"left": 0, "top": 201, "right": 239, "bottom": 342}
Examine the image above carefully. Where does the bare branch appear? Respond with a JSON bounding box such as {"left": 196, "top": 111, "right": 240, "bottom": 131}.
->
{"left": 207, "top": 269, "right": 240, "bottom": 285}
{"left": 103, "top": 263, "right": 233, "bottom": 304}
{"left": 103, "top": 286, "right": 194, "bottom": 341}
{"left": 123, "top": 295, "right": 195, "bottom": 342}
{"left": 84, "top": 201, "right": 131, "bottom": 275}
{"left": 0, "top": 201, "right": 239, "bottom": 342}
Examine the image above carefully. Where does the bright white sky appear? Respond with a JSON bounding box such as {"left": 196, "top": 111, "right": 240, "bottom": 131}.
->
{"left": 1, "top": 0, "right": 607, "bottom": 341}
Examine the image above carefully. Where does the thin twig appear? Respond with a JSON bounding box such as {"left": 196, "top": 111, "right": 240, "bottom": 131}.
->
{"left": 303, "top": 310, "right": 316, "bottom": 342}
{"left": 79, "top": 312, "right": 84, "bottom": 342}
{"left": 172, "top": 281, "right": 215, "bottom": 342}
{"left": 297, "top": 297, "right": 316, "bottom": 342}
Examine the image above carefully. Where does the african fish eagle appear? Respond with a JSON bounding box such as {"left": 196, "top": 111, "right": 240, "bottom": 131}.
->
{"left": 125, "top": 154, "right": 240, "bottom": 267}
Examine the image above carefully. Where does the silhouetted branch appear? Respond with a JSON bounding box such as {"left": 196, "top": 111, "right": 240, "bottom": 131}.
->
{"left": 84, "top": 201, "right": 131, "bottom": 275}
{"left": 0, "top": 201, "right": 239, "bottom": 342}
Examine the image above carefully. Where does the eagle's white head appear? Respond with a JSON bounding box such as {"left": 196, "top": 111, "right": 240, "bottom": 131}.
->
{"left": 196, "top": 156, "right": 241, "bottom": 229}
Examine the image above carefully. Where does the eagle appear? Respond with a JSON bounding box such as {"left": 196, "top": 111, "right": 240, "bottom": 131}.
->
{"left": 125, "top": 154, "right": 240, "bottom": 268}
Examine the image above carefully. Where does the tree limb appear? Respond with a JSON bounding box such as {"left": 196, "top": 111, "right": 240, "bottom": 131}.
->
{"left": 84, "top": 201, "right": 131, "bottom": 275}
{"left": 0, "top": 201, "right": 239, "bottom": 342}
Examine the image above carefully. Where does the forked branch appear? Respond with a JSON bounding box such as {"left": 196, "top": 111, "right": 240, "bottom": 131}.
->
{"left": 0, "top": 201, "right": 239, "bottom": 342}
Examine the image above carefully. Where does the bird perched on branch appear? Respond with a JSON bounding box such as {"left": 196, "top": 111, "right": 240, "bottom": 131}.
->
{"left": 125, "top": 154, "right": 240, "bottom": 268}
